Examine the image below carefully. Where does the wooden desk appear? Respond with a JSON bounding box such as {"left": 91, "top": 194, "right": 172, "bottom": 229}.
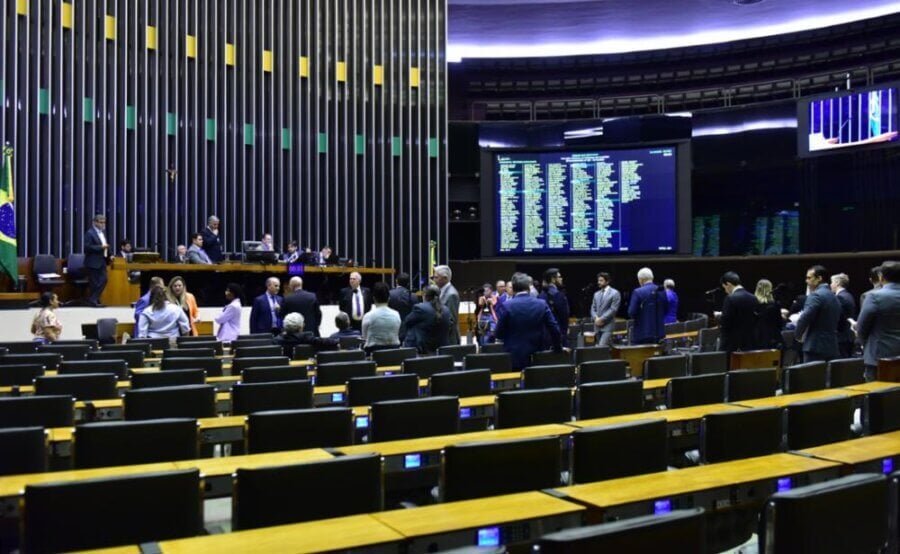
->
{"left": 730, "top": 389, "right": 864, "bottom": 409}
{"left": 0, "top": 461, "right": 179, "bottom": 501}
{"left": 567, "top": 403, "right": 743, "bottom": 430}
{"left": 842, "top": 381, "right": 900, "bottom": 393}
{"left": 798, "top": 430, "right": 900, "bottom": 471}
{"left": 612, "top": 345, "right": 662, "bottom": 379}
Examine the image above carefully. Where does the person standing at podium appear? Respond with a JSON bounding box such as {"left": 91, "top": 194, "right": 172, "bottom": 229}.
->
{"left": 201, "top": 215, "right": 223, "bottom": 262}
{"left": 84, "top": 214, "right": 110, "bottom": 307}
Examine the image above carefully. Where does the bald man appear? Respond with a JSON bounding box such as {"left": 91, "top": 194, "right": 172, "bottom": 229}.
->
{"left": 249, "top": 276, "right": 283, "bottom": 335}
{"left": 338, "top": 271, "right": 373, "bottom": 332}
{"left": 281, "top": 276, "right": 322, "bottom": 337}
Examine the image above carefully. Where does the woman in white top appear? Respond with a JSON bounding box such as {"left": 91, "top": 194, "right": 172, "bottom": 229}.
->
{"left": 138, "top": 286, "right": 191, "bottom": 339}
{"left": 215, "top": 283, "right": 243, "bottom": 342}
{"left": 31, "top": 292, "right": 62, "bottom": 343}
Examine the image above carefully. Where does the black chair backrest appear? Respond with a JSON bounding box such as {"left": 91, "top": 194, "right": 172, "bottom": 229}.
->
{"left": 0, "top": 353, "right": 62, "bottom": 371}
{"left": 34, "top": 373, "right": 118, "bottom": 401}
{"left": 231, "top": 380, "right": 314, "bottom": 415}
{"left": 130, "top": 369, "right": 207, "bottom": 389}
{"left": 464, "top": 352, "right": 513, "bottom": 373}
{"left": 230, "top": 338, "right": 273, "bottom": 352}
{"left": 531, "top": 350, "right": 572, "bottom": 367}
{"left": 578, "top": 359, "right": 629, "bottom": 384}
{"left": 346, "top": 374, "right": 419, "bottom": 407}
{"left": 442, "top": 435, "right": 562, "bottom": 502}
{"left": 574, "top": 346, "right": 612, "bottom": 365}
{"left": 827, "top": 358, "right": 866, "bottom": 387}
{"left": 522, "top": 364, "right": 577, "bottom": 389}
{"left": 864, "top": 386, "right": 900, "bottom": 434}
{"left": 231, "top": 356, "right": 291, "bottom": 373}
{"left": 23, "top": 469, "right": 203, "bottom": 553}
{"left": 0, "top": 363, "right": 45, "bottom": 386}
{"left": 479, "top": 342, "right": 506, "bottom": 354}
{"left": 785, "top": 396, "right": 853, "bottom": 450}
{"left": 161, "top": 356, "right": 223, "bottom": 376}
{"left": 103, "top": 342, "right": 152, "bottom": 356}
{"left": 338, "top": 336, "right": 365, "bottom": 350}
{"left": 233, "top": 454, "right": 382, "bottom": 530}
{"left": 689, "top": 351, "right": 728, "bottom": 375}
{"left": 234, "top": 345, "right": 283, "bottom": 358}
{"left": 666, "top": 373, "right": 726, "bottom": 409}
{"left": 429, "top": 369, "right": 492, "bottom": 397}
{"left": 127, "top": 337, "right": 170, "bottom": 350}
{"left": 571, "top": 419, "right": 668, "bottom": 483}
{"left": 538, "top": 509, "right": 706, "bottom": 553}
{"left": 246, "top": 408, "right": 354, "bottom": 453}
{"left": 700, "top": 407, "right": 784, "bottom": 463}
{"left": 370, "top": 396, "right": 460, "bottom": 442}
{"left": 576, "top": 380, "right": 644, "bottom": 419}
{"left": 173, "top": 341, "right": 223, "bottom": 355}
{"left": 162, "top": 348, "right": 215, "bottom": 359}
{"left": 50, "top": 339, "right": 99, "bottom": 348}
{"left": 371, "top": 347, "right": 418, "bottom": 367}
{"left": 783, "top": 361, "right": 828, "bottom": 394}
{"left": 315, "top": 360, "right": 377, "bottom": 386}
{"left": 401, "top": 355, "right": 455, "bottom": 378}
{"left": 87, "top": 349, "right": 146, "bottom": 370}
{"left": 292, "top": 344, "right": 315, "bottom": 360}
{"left": 241, "top": 365, "right": 308, "bottom": 384}
{"left": 0, "top": 341, "right": 38, "bottom": 354}
{"left": 124, "top": 385, "right": 217, "bottom": 420}
{"left": 0, "top": 427, "right": 47, "bottom": 475}
{"left": 698, "top": 327, "right": 721, "bottom": 352}
{"left": 726, "top": 368, "right": 778, "bottom": 402}
{"left": 643, "top": 355, "right": 688, "bottom": 379}
{"left": 437, "top": 343, "right": 477, "bottom": 362}
{"left": 316, "top": 350, "right": 366, "bottom": 365}
{"left": 37, "top": 343, "right": 90, "bottom": 361}
{"left": 176, "top": 335, "right": 218, "bottom": 345}
{"left": 60, "top": 359, "right": 129, "bottom": 380}
{"left": 0, "top": 395, "right": 74, "bottom": 428}
{"left": 73, "top": 419, "right": 199, "bottom": 469}
{"left": 238, "top": 333, "right": 275, "bottom": 340}
{"left": 495, "top": 388, "right": 573, "bottom": 428}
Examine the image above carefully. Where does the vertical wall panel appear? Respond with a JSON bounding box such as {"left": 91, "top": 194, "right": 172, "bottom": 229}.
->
{"left": 2, "top": 0, "right": 447, "bottom": 280}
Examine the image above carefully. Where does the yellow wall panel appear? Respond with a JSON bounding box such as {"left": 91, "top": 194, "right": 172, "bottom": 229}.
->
{"left": 410, "top": 67, "right": 420, "bottom": 87}
{"left": 299, "top": 56, "right": 309, "bottom": 77}
{"left": 225, "top": 43, "right": 236, "bottom": 66}
{"left": 146, "top": 26, "right": 157, "bottom": 50}
{"left": 263, "top": 50, "right": 273, "bottom": 72}
{"left": 186, "top": 35, "right": 197, "bottom": 58}
{"left": 336, "top": 61, "right": 347, "bottom": 82}
{"left": 105, "top": 15, "right": 116, "bottom": 40}
{"left": 373, "top": 65, "right": 384, "bottom": 85}
{"left": 61, "top": 3, "right": 73, "bottom": 28}
{"left": 16, "top": 0, "right": 27, "bottom": 16}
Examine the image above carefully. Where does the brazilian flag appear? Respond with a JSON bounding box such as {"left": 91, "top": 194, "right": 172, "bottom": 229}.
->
{"left": 0, "top": 147, "right": 17, "bottom": 284}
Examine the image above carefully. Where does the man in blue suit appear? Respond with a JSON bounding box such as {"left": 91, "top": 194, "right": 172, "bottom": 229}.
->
{"left": 795, "top": 265, "right": 841, "bottom": 362}
{"left": 83, "top": 214, "right": 110, "bottom": 306}
{"left": 249, "top": 276, "right": 283, "bottom": 335}
{"left": 495, "top": 273, "right": 563, "bottom": 370}
{"left": 856, "top": 260, "right": 900, "bottom": 380}
{"left": 627, "top": 267, "right": 668, "bottom": 345}
{"left": 539, "top": 267, "right": 570, "bottom": 340}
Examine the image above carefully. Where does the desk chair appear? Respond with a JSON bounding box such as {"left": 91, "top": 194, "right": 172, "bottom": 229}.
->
{"left": 402, "top": 355, "right": 454, "bottom": 379}
{"left": 863, "top": 386, "right": 900, "bottom": 434}
{"left": 531, "top": 350, "right": 572, "bottom": 367}
{"left": 437, "top": 343, "right": 476, "bottom": 363}
{"left": 127, "top": 337, "right": 170, "bottom": 350}
{"left": 73, "top": 419, "right": 199, "bottom": 469}
{"left": 521, "top": 364, "right": 577, "bottom": 390}
{"left": 574, "top": 346, "right": 612, "bottom": 365}
{"left": 578, "top": 360, "right": 629, "bottom": 384}
{"left": 0, "top": 363, "right": 45, "bottom": 386}
{"left": 0, "top": 395, "right": 74, "bottom": 428}
{"left": 495, "top": 388, "right": 573, "bottom": 429}
{"left": 338, "top": 336, "right": 365, "bottom": 350}
{"left": 783, "top": 361, "right": 828, "bottom": 394}
{"left": 124, "top": 385, "right": 216, "bottom": 420}
{"left": 95, "top": 318, "right": 118, "bottom": 345}
{"left": 53, "top": 339, "right": 99, "bottom": 350}
{"left": 316, "top": 350, "right": 366, "bottom": 365}
{"left": 162, "top": 347, "right": 215, "bottom": 359}
{"left": 726, "top": 369, "right": 778, "bottom": 402}
{"left": 246, "top": 408, "right": 354, "bottom": 453}
{"left": 234, "top": 345, "right": 283, "bottom": 358}
{"left": 371, "top": 347, "right": 418, "bottom": 367}
{"left": 60, "top": 359, "right": 129, "bottom": 380}
{"left": 0, "top": 340, "right": 38, "bottom": 354}
{"left": 315, "top": 360, "right": 377, "bottom": 386}
{"left": 238, "top": 333, "right": 276, "bottom": 340}
{"left": 175, "top": 335, "right": 217, "bottom": 345}
{"left": 346, "top": 374, "right": 419, "bottom": 407}
{"left": 429, "top": 369, "right": 491, "bottom": 398}
{"left": 570, "top": 419, "right": 667, "bottom": 484}
{"left": 130, "top": 368, "right": 206, "bottom": 389}
{"left": 576, "top": 380, "right": 644, "bottom": 419}
{"left": 230, "top": 356, "right": 290, "bottom": 373}
{"left": 240, "top": 365, "right": 308, "bottom": 384}
{"left": 233, "top": 454, "right": 382, "bottom": 530}
{"left": 173, "top": 340, "right": 223, "bottom": 356}
{"left": 700, "top": 407, "right": 783, "bottom": 464}
{"left": 479, "top": 342, "right": 507, "bottom": 354}
{"left": 697, "top": 327, "right": 721, "bottom": 352}
{"left": 37, "top": 343, "right": 90, "bottom": 361}
{"left": 87, "top": 349, "right": 145, "bottom": 370}
{"left": 781, "top": 330, "right": 799, "bottom": 368}
{"left": 230, "top": 338, "right": 273, "bottom": 353}
{"left": 644, "top": 354, "right": 688, "bottom": 380}
{"left": 440, "top": 436, "right": 562, "bottom": 502}
{"left": 0, "top": 427, "right": 47, "bottom": 476}
{"left": 23, "top": 469, "right": 203, "bottom": 553}
{"left": 785, "top": 396, "right": 853, "bottom": 450}
{"left": 689, "top": 351, "right": 728, "bottom": 375}
{"left": 729, "top": 349, "right": 780, "bottom": 371}
{"left": 32, "top": 254, "right": 65, "bottom": 298}
{"left": 464, "top": 352, "right": 513, "bottom": 373}
{"left": 827, "top": 358, "right": 866, "bottom": 387}
{"left": 292, "top": 344, "right": 315, "bottom": 360}
{"left": 34, "top": 373, "right": 118, "bottom": 401}
{"left": 103, "top": 342, "right": 152, "bottom": 356}
{"left": 538, "top": 509, "right": 706, "bottom": 553}
{"left": 0, "top": 353, "right": 62, "bottom": 371}
{"left": 161, "top": 356, "right": 224, "bottom": 376}
{"left": 666, "top": 373, "right": 726, "bottom": 409}
{"left": 231, "top": 380, "right": 314, "bottom": 415}
{"left": 370, "top": 396, "right": 459, "bottom": 442}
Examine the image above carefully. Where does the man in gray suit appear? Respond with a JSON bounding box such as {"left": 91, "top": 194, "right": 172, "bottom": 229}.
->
{"left": 186, "top": 233, "right": 212, "bottom": 264}
{"left": 856, "top": 261, "right": 900, "bottom": 381}
{"left": 590, "top": 272, "right": 621, "bottom": 347}
{"left": 795, "top": 265, "right": 841, "bottom": 363}
{"left": 434, "top": 265, "right": 460, "bottom": 345}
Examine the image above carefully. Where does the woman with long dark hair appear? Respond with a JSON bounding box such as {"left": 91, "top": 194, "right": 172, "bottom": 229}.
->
{"left": 401, "top": 284, "right": 451, "bottom": 354}
{"left": 31, "top": 292, "right": 62, "bottom": 343}
{"left": 215, "top": 283, "right": 243, "bottom": 342}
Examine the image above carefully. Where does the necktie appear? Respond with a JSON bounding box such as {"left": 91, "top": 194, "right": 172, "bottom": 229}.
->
{"left": 354, "top": 290, "right": 362, "bottom": 320}
{"left": 268, "top": 295, "right": 279, "bottom": 327}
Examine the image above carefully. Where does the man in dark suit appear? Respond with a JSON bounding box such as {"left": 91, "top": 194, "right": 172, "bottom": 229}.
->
{"left": 338, "top": 271, "right": 372, "bottom": 331}
{"left": 796, "top": 265, "right": 841, "bottom": 362}
{"left": 717, "top": 271, "right": 760, "bottom": 353}
{"left": 173, "top": 244, "right": 188, "bottom": 263}
{"left": 627, "top": 267, "right": 668, "bottom": 345}
{"left": 200, "top": 215, "right": 223, "bottom": 263}
{"left": 83, "top": 214, "right": 110, "bottom": 307}
{"left": 388, "top": 272, "right": 418, "bottom": 322}
{"left": 539, "top": 267, "right": 570, "bottom": 340}
{"left": 495, "top": 273, "right": 563, "bottom": 370}
{"left": 281, "top": 276, "right": 322, "bottom": 337}
{"left": 830, "top": 272, "right": 857, "bottom": 358}
{"left": 856, "top": 260, "right": 900, "bottom": 380}
{"left": 249, "top": 276, "right": 283, "bottom": 335}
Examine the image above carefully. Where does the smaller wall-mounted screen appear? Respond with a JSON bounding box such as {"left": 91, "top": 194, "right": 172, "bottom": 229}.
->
{"left": 800, "top": 86, "right": 899, "bottom": 156}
